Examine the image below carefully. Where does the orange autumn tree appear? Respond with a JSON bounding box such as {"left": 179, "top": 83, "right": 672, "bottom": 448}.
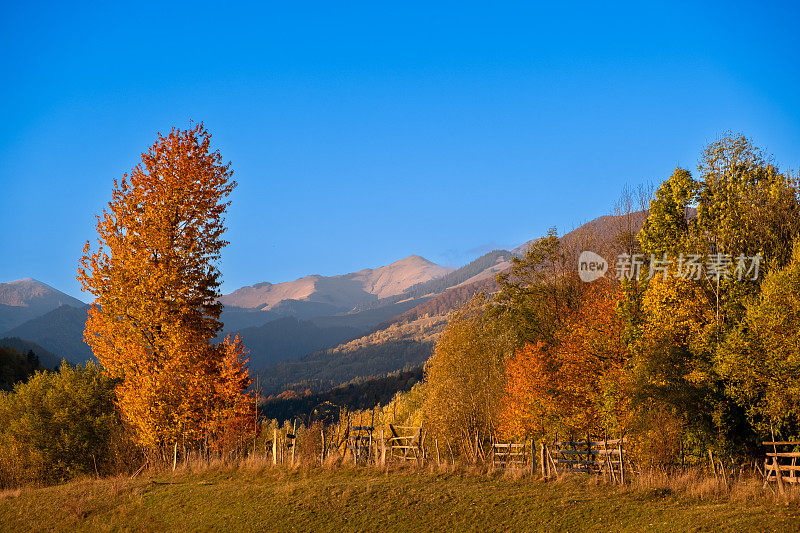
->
{"left": 499, "top": 341, "right": 559, "bottom": 439}
{"left": 207, "top": 334, "right": 256, "bottom": 454}
{"left": 78, "top": 124, "right": 254, "bottom": 454}
{"left": 554, "top": 280, "right": 630, "bottom": 435}
{"left": 500, "top": 280, "right": 629, "bottom": 440}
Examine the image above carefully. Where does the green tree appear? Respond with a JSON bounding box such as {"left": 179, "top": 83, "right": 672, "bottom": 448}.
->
{"left": 638, "top": 167, "right": 696, "bottom": 256}
{"left": 0, "top": 346, "right": 45, "bottom": 391}
{"left": 628, "top": 134, "right": 799, "bottom": 462}
{"left": 494, "top": 227, "right": 582, "bottom": 345}
{"left": 719, "top": 243, "right": 800, "bottom": 439}
{"left": 0, "top": 363, "right": 135, "bottom": 487}
{"left": 621, "top": 274, "right": 721, "bottom": 464}
{"left": 696, "top": 134, "right": 799, "bottom": 269}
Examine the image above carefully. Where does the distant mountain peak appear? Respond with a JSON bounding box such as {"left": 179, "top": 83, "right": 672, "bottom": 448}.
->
{"left": 0, "top": 278, "right": 85, "bottom": 310}
{"left": 220, "top": 255, "right": 452, "bottom": 311}
{"left": 394, "top": 254, "right": 433, "bottom": 264}
{"left": 0, "top": 278, "right": 87, "bottom": 338}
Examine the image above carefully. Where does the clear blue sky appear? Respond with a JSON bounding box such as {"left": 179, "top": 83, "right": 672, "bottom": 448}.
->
{"left": 2, "top": 1, "right": 799, "bottom": 300}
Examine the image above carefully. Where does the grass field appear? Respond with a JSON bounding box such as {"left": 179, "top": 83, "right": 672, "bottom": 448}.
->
{"left": 1, "top": 464, "right": 799, "bottom": 532}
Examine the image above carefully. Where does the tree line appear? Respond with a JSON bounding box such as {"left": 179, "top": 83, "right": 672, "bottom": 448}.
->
{"left": 383, "top": 134, "right": 800, "bottom": 467}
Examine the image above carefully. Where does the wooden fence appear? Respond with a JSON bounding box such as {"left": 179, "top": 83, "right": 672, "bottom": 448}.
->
{"left": 270, "top": 426, "right": 297, "bottom": 466}
{"left": 763, "top": 441, "right": 800, "bottom": 492}
{"left": 257, "top": 422, "right": 800, "bottom": 494}
{"left": 543, "top": 438, "right": 627, "bottom": 483}
{"left": 386, "top": 425, "right": 425, "bottom": 464}
{"left": 265, "top": 420, "right": 632, "bottom": 484}
{"left": 346, "top": 426, "right": 375, "bottom": 464}
{"left": 491, "top": 441, "right": 533, "bottom": 470}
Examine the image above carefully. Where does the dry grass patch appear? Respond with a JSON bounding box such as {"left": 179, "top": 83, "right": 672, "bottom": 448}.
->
{"left": 1, "top": 466, "right": 799, "bottom": 532}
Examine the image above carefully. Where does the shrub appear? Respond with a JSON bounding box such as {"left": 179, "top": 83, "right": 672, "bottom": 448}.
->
{"left": 0, "top": 362, "right": 139, "bottom": 488}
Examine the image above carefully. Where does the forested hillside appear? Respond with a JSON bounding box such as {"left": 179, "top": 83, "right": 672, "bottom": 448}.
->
{"left": 0, "top": 337, "right": 61, "bottom": 369}
{"left": 402, "top": 250, "right": 511, "bottom": 298}
{"left": 3, "top": 305, "right": 91, "bottom": 363}
{"left": 233, "top": 317, "right": 363, "bottom": 368}
{"left": 257, "top": 315, "right": 446, "bottom": 395}
{"left": 0, "top": 345, "right": 46, "bottom": 391}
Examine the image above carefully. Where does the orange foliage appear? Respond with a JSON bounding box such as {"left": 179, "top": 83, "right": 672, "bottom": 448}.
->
{"left": 499, "top": 341, "right": 558, "bottom": 439}
{"left": 78, "top": 124, "right": 254, "bottom": 451}
{"left": 499, "top": 280, "right": 630, "bottom": 440}
{"left": 206, "top": 335, "right": 256, "bottom": 454}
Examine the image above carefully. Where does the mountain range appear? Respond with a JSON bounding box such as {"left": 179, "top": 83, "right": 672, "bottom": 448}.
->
{"left": 0, "top": 251, "right": 501, "bottom": 369}
{"left": 221, "top": 255, "right": 452, "bottom": 311}
{"left": 1, "top": 210, "right": 646, "bottom": 395}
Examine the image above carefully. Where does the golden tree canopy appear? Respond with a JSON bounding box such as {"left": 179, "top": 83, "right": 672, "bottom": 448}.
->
{"left": 78, "top": 124, "right": 251, "bottom": 449}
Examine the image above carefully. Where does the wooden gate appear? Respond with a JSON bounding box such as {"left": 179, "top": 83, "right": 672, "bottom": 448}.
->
{"left": 386, "top": 424, "right": 425, "bottom": 464}
{"left": 544, "top": 437, "right": 627, "bottom": 482}
{"left": 763, "top": 441, "right": 800, "bottom": 491}
{"left": 491, "top": 442, "right": 528, "bottom": 469}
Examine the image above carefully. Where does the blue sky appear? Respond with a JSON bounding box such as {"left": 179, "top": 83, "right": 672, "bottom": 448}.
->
{"left": 1, "top": 1, "right": 799, "bottom": 300}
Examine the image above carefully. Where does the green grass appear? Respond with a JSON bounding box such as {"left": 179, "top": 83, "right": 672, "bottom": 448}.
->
{"left": 1, "top": 465, "right": 798, "bottom": 532}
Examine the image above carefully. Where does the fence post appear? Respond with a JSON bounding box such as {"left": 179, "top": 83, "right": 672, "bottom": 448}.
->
{"left": 272, "top": 428, "right": 277, "bottom": 466}
{"left": 321, "top": 428, "right": 326, "bottom": 465}
{"left": 709, "top": 449, "right": 717, "bottom": 478}
{"left": 586, "top": 436, "right": 591, "bottom": 475}
{"left": 773, "top": 441, "right": 785, "bottom": 495}
{"left": 604, "top": 436, "right": 616, "bottom": 484}
{"left": 540, "top": 441, "right": 547, "bottom": 478}
{"left": 380, "top": 429, "right": 386, "bottom": 467}
{"left": 291, "top": 421, "right": 296, "bottom": 466}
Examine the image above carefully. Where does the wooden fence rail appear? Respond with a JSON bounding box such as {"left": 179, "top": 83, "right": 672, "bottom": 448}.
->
{"left": 491, "top": 441, "right": 535, "bottom": 471}
{"left": 386, "top": 424, "right": 425, "bottom": 465}
{"left": 763, "top": 441, "right": 800, "bottom": 493}
{"left": 543, "top": 437, "right": 627, "bottom": 483}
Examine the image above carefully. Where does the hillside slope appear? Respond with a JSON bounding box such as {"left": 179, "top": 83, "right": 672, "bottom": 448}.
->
{"left": 402, "top": 250, "right": 511, "bottom": 298}
{"left": 257, "top": 315, "right": 446, "bottom": 395}
{"left": 0, "top": 337, "right": 62, "bottom": 369}
{"left": 234, "top": 317, "right": 363, "bottom": 369}
{"left": 4, "top": 305, "right": 91, "bottom": 364}
{"left": 0, "top": 469, "right": 795, "bottom": 532}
